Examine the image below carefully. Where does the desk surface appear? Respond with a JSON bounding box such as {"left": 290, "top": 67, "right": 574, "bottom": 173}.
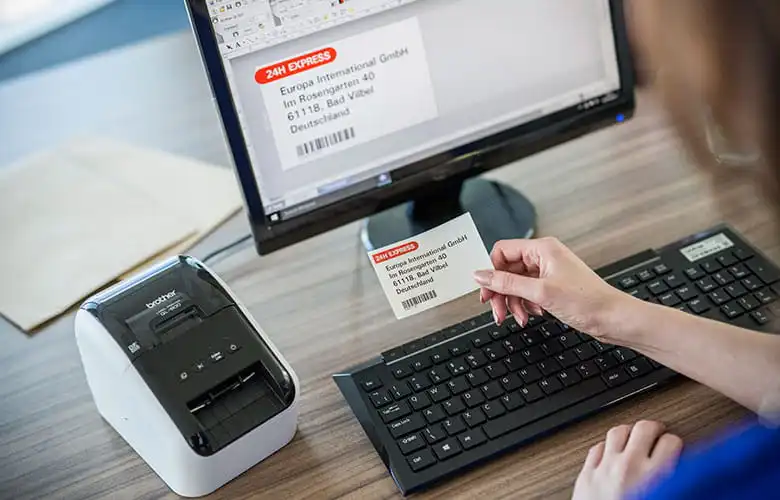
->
{"left": 0, "top": 31, "right": 776, "bottom": 500}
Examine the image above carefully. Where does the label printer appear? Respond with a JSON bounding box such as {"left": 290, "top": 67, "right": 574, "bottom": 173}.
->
{"left": 75, "top": 256, "right": 299, "bottom": 497}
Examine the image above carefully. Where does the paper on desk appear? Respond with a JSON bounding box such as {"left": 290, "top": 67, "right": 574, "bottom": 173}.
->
{"left": 0, "top": 139, "right": 241, "bottom": 331}
{"left": 367, "top": 213, "right": 494, "bottom": 319}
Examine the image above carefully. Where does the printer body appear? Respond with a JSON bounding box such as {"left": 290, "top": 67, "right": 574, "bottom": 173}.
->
{"left": 75, "top": 256, "right": 299, "bottom": 497}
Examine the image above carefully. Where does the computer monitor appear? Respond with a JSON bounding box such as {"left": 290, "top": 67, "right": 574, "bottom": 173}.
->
{"left": 186, "top": 0, "right": 635, "bottom": 254}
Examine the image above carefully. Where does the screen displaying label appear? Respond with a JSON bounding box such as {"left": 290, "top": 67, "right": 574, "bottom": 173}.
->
{"left": 257, "top": 17, "right": 438, "bottom": 170}
{"left": 680, "top": 233, "right": 735, "bottom": 262}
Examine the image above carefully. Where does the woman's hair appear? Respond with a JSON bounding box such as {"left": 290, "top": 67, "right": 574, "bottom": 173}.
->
{"left": 632, "top": 0, "right": 779, "bottom": 196}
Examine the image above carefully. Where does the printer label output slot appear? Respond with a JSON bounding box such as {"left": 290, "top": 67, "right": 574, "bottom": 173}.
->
{"left": 186, "top": 364, "right": 262, "bottom": 415}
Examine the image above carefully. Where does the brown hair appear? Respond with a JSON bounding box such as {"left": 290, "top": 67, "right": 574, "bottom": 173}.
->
{"left": 630, "top": 0, "right": 780, "bottom": 196}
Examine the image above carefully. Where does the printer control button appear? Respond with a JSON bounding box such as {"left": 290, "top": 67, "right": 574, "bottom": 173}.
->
{"left": 179, "top": 371, "right": 190, "bottom": 382}
{"left": 193, "top": 361, "right": 207, "bottom": 373}
{"left": 228, "top": 343, "right": 241, "bottom": 354}
{"left": 210, "top": 351, "right": 225, "bottom": 364}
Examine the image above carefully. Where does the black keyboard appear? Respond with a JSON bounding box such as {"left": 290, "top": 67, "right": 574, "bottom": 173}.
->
{"left": 333, "top": 225, "right": 780, "bottom": 495}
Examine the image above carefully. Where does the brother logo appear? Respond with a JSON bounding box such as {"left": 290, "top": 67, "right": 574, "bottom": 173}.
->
{"left": 146, "top": 290, "right": 177, "bottom": 309}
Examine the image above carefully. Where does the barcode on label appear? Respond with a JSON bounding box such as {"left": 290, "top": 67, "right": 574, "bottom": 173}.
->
{"left": 296, "top": 127, "right": 356, "bottom": 157}
{"left": 401, "top": 290, "right": 438, "bottom": 311}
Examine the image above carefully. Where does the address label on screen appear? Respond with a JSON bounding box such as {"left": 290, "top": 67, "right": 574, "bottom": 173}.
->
{"left": 256, "top": 17, "right": 439, "bottom": 170}
{"left": 680, "top": 233, "right": 735, "bottom": 262}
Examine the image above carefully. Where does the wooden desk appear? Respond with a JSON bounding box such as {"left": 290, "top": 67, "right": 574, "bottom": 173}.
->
{"left": 0, "top": 32, "right": 775, "bottom": 500}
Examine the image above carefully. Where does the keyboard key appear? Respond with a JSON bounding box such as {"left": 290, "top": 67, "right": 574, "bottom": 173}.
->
{"left": 612, "top": 348, "right": 637, "bottom": 363}
{"left": 688, "top": 298, "right": 711, "bottom": 314}
{"left": 555, "top": 349, "right": 580, "bottom": 368}
{"left": 389, "top": 413, "right": 426, "bottom": 438}
{"left": 462, "top": 389, "right": 485, "bottom": 408}
{"left": 424, "top": 331, "right": 446, "bottom": 347}
{"left": 729, "top": 264, "right": 750, "bottom": 279}
{"left": 717, "top": 253, "right": 738, "bottom": 267}
{"left": 411, "top": 357, "right": 432, "bottom": 372}
{"left": 428, "top": 367, "right": 450, "bottom": 384}
{"left": 483, "top": 344, "right": 508, "bottom": 362}
{"left": 488, "top": 327, "right": 509, "bottom": 341}
{"left": 595, "top": 355, "right": 618, "bottom": 371}
{"left": 653, "top": 263, "right": 671, "bottom": 275}
{"left": 648, "top": 280, "right": 669, "bottom": 296}
{"left": 576, "top": 361, "right": 599, "bottom": 379}
{"left": 684, "top": 267, "right": 705, "bottom": 280}
{"left": 466, "top": 369, "right": 489, "bottom": 387}
{"left": 603, "top": 368, "right": 630, "bottom": 387}
{"left": 480, "top": 381, "right": 504, "bottom": 400}
{"left": 462, "top": 408, "right": 487, "bottom": 427}
{"left": 392, "top": 365, "right": 414, "bottom": 379}
{"left": 754, "top": 290, "right": 776, "bottom": 304}
{"left": 751, "top": 309, "right": 771, "bottom": 325}
{"left": 465, "top": 352, "right": 488, "bottom": 369}
{"left": 696, "top": 277, "right": 717, "bottom": 293}
{"left": 432, "top": 438, "right": 462, "bottom": 461}
{"left": 502, "top": 337, "right": 522, "bottom": 354}
{"left": 505, "top": 317, "right": 521, "bottom": 332}
{"left": 676, "top": 285, "right": 698, "bottom": 301}
{"left": 659, "top": 292, "right": 681, "bottom": 307}
{"left": 725, "top": 283, "right": 748, "bottom": 298}
{"left": 499, "top": 373, "right": 523, "bottom": 392}
{"left": 443, "top": 324, "right": 466, "bottom": 339}
{"left": 448, "top": 342, "right": 470, "bottom": 357}
{"left": 520, "top": 383, "right": 545, "bottom": 403}
{"left": 664, "top": 274, "right": 685, "bottom": 289}
{"left": 447, "top": 359, "right": 469, "bottom": 377}
{"left": 446, "top": 376, "right": 470, "bottom": 395}
{"left": 747, "top": 260, "right": 780, "bottom": 285}
{"left": 369, "top": 390, "right": 393, "bottom": 408}
{"left": 619, "top": 276, "right": 639, "bottom": 289}
{"left": 398, "top": 433, "right": 426, "bottom": 455}
{"left": 709, "top": 290, "right": 731, "bottom": 305}
{"left": 721, "top": 302, "right": 745, "bottom": 319}
{"left": 540, "top": 322, "right": 564, "bottom": 338}
{"left": 700, "top": 259, "right": 722, "bottom": 274}
{"left": 390, "top": 382, "right": 411, "bottom": 400}
{"left": 540, "top": 340, "right": 563, "bottom": 357}
{"left": 521, "top": 329, "right": 544, "bottom": 346}
{"left": 427, "top": 385, "right": 451, "bottom": 403}
{"left": 463, "top": 315, "right": 492, "bottom": 331}
{"left": 382, "top": 347, "right": 405, "bottom": 363}
{"left": 404, "top": 341, "right": 425, "bottom": 354}
{"left": 637, "top": 269, "right": 656, "bottom": 282}
{"left": 539, "top": 377, "right": 563, "bottom": 395}
{"left": 442, "top": 397, "right": 466, "bottom": 416}
{"left": 519, "top": 365, "right": 543, "bottom": 384}
{"left": 558, "top": 333, "right": 580, "bottom": 349}
{"left": 574, "top": 343, "right": 597, "bottom": 360}
{"left": 409, "top": 375, "right": 432, "bottom": 392}
{"left": 504, "top": 353, "right": 527, "bottom": 372}
{"left": 538, "top": 359, "right": 562, "bottom": 377}
{"left": 407, "top": 448, "right": 437, "bottom": 472}
{"left": 409, "top": 393, "right": 431, "bottom": 411}
{"left": 484, "top": 378, "right": 608, "bottom": 440}
{"left": 625, "top": 358, "right": 653, "bottom": 378}
{"left": 423, "top": 424, "right": 446, "bottom": 444}
{"left": 522, "top": 346, "right": 546, "bottom": 364}
{"left": 742, "top": 277, "right": 763, "bottom": 291}
{"left": 558, "top": 368, "right": 582, "bottom": 387}
{"left": 500, "top": 392, "right": 525, "bottom": 411}
{"left": 361, "top": 377, "right": 382, "bottom": 392}
{"left": 733, "top": 248, "right": 754, "bottom": 261}
{"left": 590, "top": 340, "right": 613, "bottom": 353}
{"left": 381, "top": 402, "right": 411, "bottom": 423}
{"left": 738, "top": 295, "right": 760, "bottom": 311}
{"left": 485, "top": 362, "right": 508, "bottom": 379}
{"left": 442, "top": 416, "right": 466, "bottom": 436}
{"left": 423, "top": 405, "right": 446, "bottom": 424}
{"left": 458, "top": 428, "right": 487, "bottom": 450}
{"left": 482, "top": 401, "right": 506, "bottom": 419}
{"left": 470, "top": 331, "right": 491, "bottom": 348}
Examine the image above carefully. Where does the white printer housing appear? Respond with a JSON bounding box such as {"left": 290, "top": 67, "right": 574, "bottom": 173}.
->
{"left": 75, "top": 256, "right": 299, "bottom": 497}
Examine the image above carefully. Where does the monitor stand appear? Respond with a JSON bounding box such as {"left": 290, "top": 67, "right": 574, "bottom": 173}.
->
{"left": 361, "top": 178, "right": 537, "bottom": 252}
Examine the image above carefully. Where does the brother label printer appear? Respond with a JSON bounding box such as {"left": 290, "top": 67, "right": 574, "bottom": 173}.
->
{"left": 75, "top": 256, "right": 299, "bottom": 497}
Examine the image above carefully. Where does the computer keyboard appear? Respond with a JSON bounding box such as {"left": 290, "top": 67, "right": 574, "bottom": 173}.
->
{"left": 333, "top": 225, "right": 780, "bottom": 495}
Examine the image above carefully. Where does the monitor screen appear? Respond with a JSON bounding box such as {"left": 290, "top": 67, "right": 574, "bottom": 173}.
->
{"left": 204, "top": 0, "right": 623, "bottom": 225}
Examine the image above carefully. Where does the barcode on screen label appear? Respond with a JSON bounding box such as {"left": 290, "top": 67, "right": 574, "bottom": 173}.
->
{"left": 296, "top": 127, "right": 356, "bottom": 157}
{"left": 401, "top": 290, "right": 438, "bottom": 311}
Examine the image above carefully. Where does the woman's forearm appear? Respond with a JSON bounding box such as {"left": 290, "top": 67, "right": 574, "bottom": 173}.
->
{"left": 601, "top": 297, "right": 780, "bottom": 414}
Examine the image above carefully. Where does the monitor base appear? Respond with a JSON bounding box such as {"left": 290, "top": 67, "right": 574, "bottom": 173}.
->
{"left": 361, "top": 178, "right": 536, "bottom": 252}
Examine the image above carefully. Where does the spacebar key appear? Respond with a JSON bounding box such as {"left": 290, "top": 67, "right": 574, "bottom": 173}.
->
{"left": 484, "top": 378, "right": 608, "bottom": 439}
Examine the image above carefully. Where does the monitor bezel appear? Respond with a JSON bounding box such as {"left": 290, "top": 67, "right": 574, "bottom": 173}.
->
{"left": 185, "top": 0, "right": 636, "bottom": 255}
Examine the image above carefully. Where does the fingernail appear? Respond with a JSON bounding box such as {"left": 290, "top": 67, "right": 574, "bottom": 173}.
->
{"left": 493, "top": 310, "right": 502, "bottom": 326}
{"left": 473, "top": 270, "right": 493, "bottom": 286}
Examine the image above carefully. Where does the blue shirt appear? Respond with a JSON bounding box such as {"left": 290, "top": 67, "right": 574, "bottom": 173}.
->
{"left": 638, "top": 419, "right": 780, "bottom": 500}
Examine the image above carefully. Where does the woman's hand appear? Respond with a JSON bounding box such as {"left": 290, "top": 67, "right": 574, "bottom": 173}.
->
{"left": 473, "top": 237, "right": 633, "bottom": 338}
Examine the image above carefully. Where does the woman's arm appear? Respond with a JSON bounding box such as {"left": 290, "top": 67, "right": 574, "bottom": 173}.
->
{"left": 605, "top": 298, "right": 780, "bottom": 414}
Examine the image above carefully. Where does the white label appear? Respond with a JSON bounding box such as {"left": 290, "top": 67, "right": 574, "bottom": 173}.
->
{"left": 680, "top": 233, "right": 735, "bottom": 262}
{"left": 256, "top": 17, "right": 438, "bottom": 170}
{"left": 367, "top": 213, "right": 493, "bottom": 319}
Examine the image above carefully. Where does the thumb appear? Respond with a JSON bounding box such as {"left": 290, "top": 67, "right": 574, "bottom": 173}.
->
{"left": 473, "top": 269, "right": 545, "bottom": 304}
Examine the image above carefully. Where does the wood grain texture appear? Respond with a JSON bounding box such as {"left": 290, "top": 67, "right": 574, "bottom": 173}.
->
{"left": 0, "top": 32, "right": 776, "bottom": 500}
